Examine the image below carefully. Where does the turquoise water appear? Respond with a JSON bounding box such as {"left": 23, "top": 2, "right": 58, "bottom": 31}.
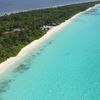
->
{"left": 0, "top": 5, "right": 100, "bottom": 100}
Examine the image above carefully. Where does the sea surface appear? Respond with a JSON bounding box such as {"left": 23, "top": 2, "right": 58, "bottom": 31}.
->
{"left": 0, "top": 0, "right": 92, "bottom": 14}
{"left": 0, "top": 3, "right": 100, "bottom": 100}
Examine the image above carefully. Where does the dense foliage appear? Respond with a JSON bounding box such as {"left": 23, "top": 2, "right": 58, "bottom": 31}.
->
{"left": 0, "top": 1, "right": 100, "bottom": 63}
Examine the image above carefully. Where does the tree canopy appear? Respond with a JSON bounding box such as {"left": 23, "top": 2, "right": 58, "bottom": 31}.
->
{"left": 0, "top": 1, "right": 100, "bottom": 63}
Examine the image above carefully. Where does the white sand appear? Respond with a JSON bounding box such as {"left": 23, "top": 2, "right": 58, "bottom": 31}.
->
{"left": 0, "top": 5, "right": 96, "bottom": 74}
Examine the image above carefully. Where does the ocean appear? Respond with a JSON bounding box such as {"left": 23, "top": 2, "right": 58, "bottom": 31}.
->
{"left": 0, "top": 3, "right": 100, "bottom": 100}
{"left": 0, "top": 0, "right": 92, "bottom": 14}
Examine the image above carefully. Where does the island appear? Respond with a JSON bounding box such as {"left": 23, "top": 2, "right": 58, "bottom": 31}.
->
{"left": 0, "top": 1, "right": 100, "bottom": 63}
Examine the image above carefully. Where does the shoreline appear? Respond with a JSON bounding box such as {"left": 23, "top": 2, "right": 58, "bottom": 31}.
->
{"left": 0, "top": 5, "right": 97, "bottom": 74}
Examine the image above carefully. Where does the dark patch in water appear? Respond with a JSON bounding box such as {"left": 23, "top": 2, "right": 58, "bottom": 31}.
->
{"left": 65, "top": 52, "right": 71, "bottom": 56}
{"left": 36, "top": 52, "right": 41, "bottom": 56}
{"left": 31, "top": 52, "right": 41, "bottom": 59}
{"left": 14, "top": 64, "right": 29, "bottom": 73}
{"left": 32, "top": 54, "right": 36, "bottom": 58}
{"left": 0, "top": 80, "right": 11, "bottom": 93}
{"left": 42, "top": 40, "right": 54, "bottom": 48}
{"left": 48, "top": 41, "right": 53, "bottom": 45}
{"left": 39, "top": 48, "right": 44, "bottom": 51}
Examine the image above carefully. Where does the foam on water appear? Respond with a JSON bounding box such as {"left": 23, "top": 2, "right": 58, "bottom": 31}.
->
{"left": 0, "top": 4, "right": 100, "bottom": 100}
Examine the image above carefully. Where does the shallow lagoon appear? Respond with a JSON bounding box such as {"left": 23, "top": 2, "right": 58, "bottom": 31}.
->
{"left": 0, "top": 4, "right": 100, "bottom": 100}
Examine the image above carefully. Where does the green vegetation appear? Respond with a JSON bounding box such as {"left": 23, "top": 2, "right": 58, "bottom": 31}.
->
{"left": 0, "top": 1, "right": 100, "bottom": 63}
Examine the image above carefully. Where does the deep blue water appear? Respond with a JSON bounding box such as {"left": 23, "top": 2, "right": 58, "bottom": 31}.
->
{"left": 0, "top": 0, "right": 92, "bottom": 14}
{"left": 0, "top": 4, "right": 100, "bottom": 100}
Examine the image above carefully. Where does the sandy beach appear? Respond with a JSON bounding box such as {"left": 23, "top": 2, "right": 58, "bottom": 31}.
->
{"left": 0, "top": 5, "right": 96, "bottom": 74}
